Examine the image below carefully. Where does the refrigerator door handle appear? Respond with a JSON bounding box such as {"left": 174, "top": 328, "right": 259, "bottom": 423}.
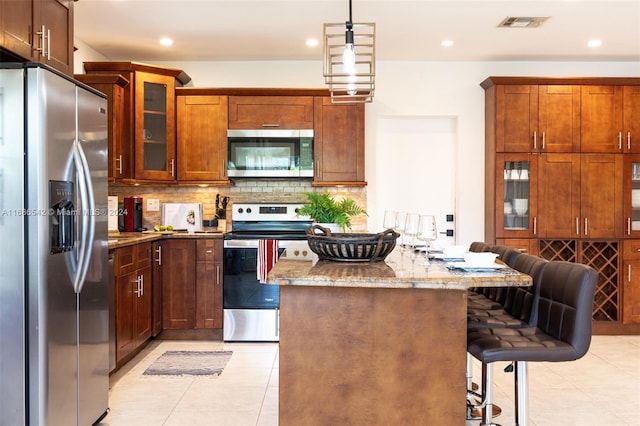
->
{"left": 72, "top": 139, "right": 96, "bottom": 294}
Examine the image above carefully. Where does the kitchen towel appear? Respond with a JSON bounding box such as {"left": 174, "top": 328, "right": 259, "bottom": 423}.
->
{"left": 257, "top": 239, "right": 279, "bottom": 283}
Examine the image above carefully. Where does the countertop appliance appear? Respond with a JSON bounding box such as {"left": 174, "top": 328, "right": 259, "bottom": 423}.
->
{"left": 123, "top": 196, "right": 143, "bottom": 232}
{"left": 227, "top": 129, "right": 314, "bottom": 178}
{"left": 0, "top": 63, "right": 109, "bottom": 425}
{"left": 223, "top": 203, "right": 314, "bottom": 341}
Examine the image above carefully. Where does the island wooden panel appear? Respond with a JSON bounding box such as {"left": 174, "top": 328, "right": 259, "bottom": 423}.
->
{"left": 279, "top": 285, "right": 467, "bottom": 425}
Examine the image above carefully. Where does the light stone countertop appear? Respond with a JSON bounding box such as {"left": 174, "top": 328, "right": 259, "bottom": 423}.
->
{"left": 108, "top": 231, "right": 223, "bottom": 249}
{"left": 267, "top": 248, "right": 532, "bottom": 291}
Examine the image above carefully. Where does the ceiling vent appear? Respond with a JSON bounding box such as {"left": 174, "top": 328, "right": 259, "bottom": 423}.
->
{"left": 498, "top": 16, "right": 549, "bottom": 28}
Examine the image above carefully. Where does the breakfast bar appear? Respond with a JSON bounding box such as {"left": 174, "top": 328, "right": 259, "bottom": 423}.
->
{"left": 267, "top": 250, "right": 532, "bottom": 425}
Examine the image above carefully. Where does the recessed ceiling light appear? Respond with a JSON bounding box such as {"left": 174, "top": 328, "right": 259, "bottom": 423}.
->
{"left": 587, "top": 39, "right": 602, "bottom": 48}
{"left": 441, "top": 40, "right": 454, "bottom": 47}
{"left": 159, "top": 37, "right": 173, "bottom": 47}
{"left": 306, "top": 38, "right": 319, "bottom": 47}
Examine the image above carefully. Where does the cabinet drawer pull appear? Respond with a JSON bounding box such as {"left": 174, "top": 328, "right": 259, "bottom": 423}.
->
{"left": 205, "top": 250, "right": 213, "bottom": 254}
{"left": 262, "top": 124, "right": 281, "bottom": 128}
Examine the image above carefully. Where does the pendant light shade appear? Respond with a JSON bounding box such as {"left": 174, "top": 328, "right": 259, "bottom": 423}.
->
{"left": 323, "top": 1, "right": 375, "bottom": 103}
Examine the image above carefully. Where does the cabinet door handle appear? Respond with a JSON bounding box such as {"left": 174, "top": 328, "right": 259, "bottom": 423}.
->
{"left": 222, "top": 159, "right": 227, "bottom": 178}
{"left": 155, "top": 245, "right": 162, "bottom": 265}
{"left": 541, "top": 131, "right": 546, "bottom": 150}
{"left": 584, "top": 217, "right": 588, "bottom": 236}
{"left": 576, "top": 217, "right": 580, "bottom": 236}
{"left": 619, "top": 132, "right": 623, "bottom": 150}
{"left": 628, "top": 217, "right": 632, "bottom": 236}
{"left": 170, "top": 159, "right": 175, "bottom": 177}
{"left": 628, "top": 263, "right": 632, "bottom": 283}
{"left": 216, "top": 265, "right": 221, "bottom": 285}
{"left": 533, "top": 131, "right": 537, "bottom": 149}
{"left": 140, "top": 275, "right": 144, "bottom": 297}
{"left": 533, "top": 217, "right": 537, "bottom": 235}
{"left": 36, "top": 25, "right": 47, "bottom": 57}
{"left": 116, "top": 155, "right": 122, "bottom": 175}
{"left": 46, "top": 28, "right": 51, "bottom": 60}
{"left": 628, "top": 132, "right": 632, "bottom": 150}
{"left": 133, "top": 276, "right": 141, "bottom": 295}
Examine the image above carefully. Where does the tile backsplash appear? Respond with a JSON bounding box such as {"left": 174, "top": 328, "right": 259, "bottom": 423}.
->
{"left": 109, "top": 180, "right": 368, "bottom": 232}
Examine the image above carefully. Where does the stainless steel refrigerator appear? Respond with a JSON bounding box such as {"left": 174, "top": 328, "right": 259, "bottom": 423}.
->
{"left": 0, "top": 63, "right": 109, "bottom": 425}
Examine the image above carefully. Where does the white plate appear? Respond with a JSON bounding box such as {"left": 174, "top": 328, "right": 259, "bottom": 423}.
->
{"left": 431, "top": 253, "right": 464, "bottom": 262}
{"left": 446, "top": 261, "right": 506, "bottom": 271}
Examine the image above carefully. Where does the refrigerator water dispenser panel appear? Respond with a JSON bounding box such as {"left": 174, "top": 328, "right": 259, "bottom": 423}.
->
{"left": 49, "top": 180, "right": 75, "bottom": 254}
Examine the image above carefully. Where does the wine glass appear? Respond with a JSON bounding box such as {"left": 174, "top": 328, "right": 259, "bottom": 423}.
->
{"left": 383, "top": 210, "right": 397, "bottom": 231}
{"left": 404, "top": 213, "right": 420, "bottom": 250}
{"left": 395, "top": 211, "right": 408, "bottom": 252}
{"left": 417, "top": 215, "right": 438, "bottom": 266}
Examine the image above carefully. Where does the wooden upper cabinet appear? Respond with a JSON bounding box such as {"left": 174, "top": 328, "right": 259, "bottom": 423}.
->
{"left": 581, "top": 85, "right": 624, "bottom": 153}
{"left": 75, "top": 74, "right": 130, "bottom": 182}
{"left": 537, "top": 153, "right": 623, "bottom": 239}
{"left": 494, "top": 85, "right": 538, "bottom": 153}
{"left": 1, "top": 0, "right": 34, "bottom": 61}
{"left": 313, "top": 96, "right": 365, "bottom": 185}
{"left": 228, "top": 96, "right": 314, "bottom": 129}
{"left": 176, "top": 94, "right": 229, "bottom": 183}
{"left": 623, "top": 86, "right": 640, "bottom": 153}
{"left": 580, "top": 154, "right": 624, "bottom": 238}
{"left": 537, "top": 154, "right": 581, "bottom": 238}
{"left": 83, "top": 62, "right": 191, "bottom": 183}
{"left": 0, "top": 0, "right": 73, "bottom": 76}
{"left": 538, "top": 85, "right": 581, "bottom": 153}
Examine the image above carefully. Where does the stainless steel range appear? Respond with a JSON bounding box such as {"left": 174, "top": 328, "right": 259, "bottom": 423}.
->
{"left": 223, "top": 203, "right": 313, "bottom": 341}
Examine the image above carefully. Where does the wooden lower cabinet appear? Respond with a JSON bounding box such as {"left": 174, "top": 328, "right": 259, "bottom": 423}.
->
{"left": 163, "top": 238, "right": 223, "bottom": 330}
{"left": 114, "top": 242, "right": 152, "bottom": 365}
{"left": 623, "top": 240, "right": 640, "bottom": 324}
{"left": 151, "top": 241, "right": 163, "bottom": 336}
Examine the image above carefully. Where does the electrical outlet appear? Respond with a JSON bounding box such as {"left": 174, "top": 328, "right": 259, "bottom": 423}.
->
{"left": 147, "top": 198, "right": 160, "bottom": 211}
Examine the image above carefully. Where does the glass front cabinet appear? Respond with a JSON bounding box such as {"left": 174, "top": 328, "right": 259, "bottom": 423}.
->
{"left": 495, "top": 154, "right": 537, "bottom": 240}
{"left": 624, "top": 155, "right": 640, "bottom": 238}
{"left": 135, "top": 71, "right": 176, "bottom": 181}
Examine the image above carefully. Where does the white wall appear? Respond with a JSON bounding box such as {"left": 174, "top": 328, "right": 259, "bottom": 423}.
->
{"left": 75, "top": 50, "right": 640, "bottom": 244}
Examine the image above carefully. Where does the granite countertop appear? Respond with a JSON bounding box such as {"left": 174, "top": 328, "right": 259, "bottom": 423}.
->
{"left": 108, "top": 231, "right": 224, "bottom": 249}
{"left": 267, "top": 248, "right": 532, "bottom": 291}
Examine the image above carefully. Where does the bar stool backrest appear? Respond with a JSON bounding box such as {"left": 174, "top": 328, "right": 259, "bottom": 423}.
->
{"left": 536, "top": 261, "right": 598, "bottom": 359}
{"left": 503, "top": 254, "right": 548, "bottom": 326}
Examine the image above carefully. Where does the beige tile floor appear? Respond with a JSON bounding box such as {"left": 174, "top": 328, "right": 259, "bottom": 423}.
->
{"left": 99, "top": 335, "right": 640, "bottom": 426}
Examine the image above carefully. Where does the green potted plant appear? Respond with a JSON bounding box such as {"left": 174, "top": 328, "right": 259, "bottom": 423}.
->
{"left": 297, "top": 190, "right": 367, "bottom": 232}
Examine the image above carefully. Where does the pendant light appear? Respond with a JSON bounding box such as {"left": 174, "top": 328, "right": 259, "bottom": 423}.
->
{"left": 323, "top": 0, "right": 375, "bottom": 103}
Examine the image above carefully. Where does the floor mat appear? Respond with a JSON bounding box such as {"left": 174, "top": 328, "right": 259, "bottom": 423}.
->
{"left": 143, "top": 350, "right": 232, "bottom": 376}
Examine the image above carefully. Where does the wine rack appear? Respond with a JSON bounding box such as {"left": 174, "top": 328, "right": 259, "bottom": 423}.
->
{"left": 538, "top": 240, "right": 620, "bottom": 322}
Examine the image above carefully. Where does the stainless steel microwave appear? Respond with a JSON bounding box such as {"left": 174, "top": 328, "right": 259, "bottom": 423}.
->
{"left": 227, "top": 129, "right": 314, "bottom": 178}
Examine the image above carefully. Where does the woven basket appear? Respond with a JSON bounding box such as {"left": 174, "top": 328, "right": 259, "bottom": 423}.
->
{"left": 306, "top": 224, "right": 399, "bottom": 262}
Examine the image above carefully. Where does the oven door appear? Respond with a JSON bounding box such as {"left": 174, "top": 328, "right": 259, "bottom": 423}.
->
{"left": 223, "top": 239, "right": 296, "bottom": 341}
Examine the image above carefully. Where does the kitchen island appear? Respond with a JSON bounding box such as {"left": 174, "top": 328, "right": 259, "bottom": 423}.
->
{"left": 267, "top": 249, "right": 532, "bottom": 425}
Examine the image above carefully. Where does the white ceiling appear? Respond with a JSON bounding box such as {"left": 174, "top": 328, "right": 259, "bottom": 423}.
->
{"left": 74, "top": 0, "right": 640, "bottom": 63}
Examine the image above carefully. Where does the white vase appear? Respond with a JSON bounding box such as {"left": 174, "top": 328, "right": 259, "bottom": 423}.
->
{"left": 317, "top": 223, "right": 342, "bottom": 233}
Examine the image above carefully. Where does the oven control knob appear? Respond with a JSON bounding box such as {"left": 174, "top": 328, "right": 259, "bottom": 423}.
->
{"left": 246, "top": 208, "right": 252, "bottom": 214}
{"left": 237, "top": 208, "right": 244, "bottom": 214}
{"left": 294, "top": 250, "right": 300, "bottom": 256}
